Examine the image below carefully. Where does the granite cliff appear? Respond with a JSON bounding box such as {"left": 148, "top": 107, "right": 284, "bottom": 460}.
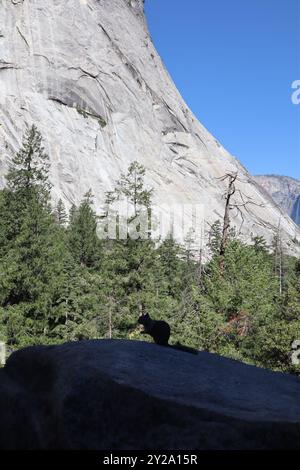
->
{"left": 0, "top": 0, "right": 299, "bottom": 252}
{"left": 254, "top": 175, "right": 300, "bottom": 225}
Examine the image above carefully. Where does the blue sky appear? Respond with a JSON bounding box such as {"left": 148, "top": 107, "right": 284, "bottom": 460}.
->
{"left": 145, "top": 0, "right": 300, "bottom": 179}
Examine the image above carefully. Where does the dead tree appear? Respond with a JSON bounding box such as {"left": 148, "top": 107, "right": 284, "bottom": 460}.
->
{"left": 217, "top": 172, "right": 265, "bottom": 276}
{"left": 273, "top": 219, "right": 284, "bottom": 296}
{"left": 219, "top": 172, "right": 238, "bottom": 275}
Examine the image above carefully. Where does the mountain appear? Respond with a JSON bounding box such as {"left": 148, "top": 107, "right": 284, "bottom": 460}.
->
{"left": 292, "top": 196, "right": 300, "bottom": 225}
{"left": 254, "top": 175, "right": 300, "bottom": 225}
{"left": 0, "top": 0, "right": 299, "bottom": 253}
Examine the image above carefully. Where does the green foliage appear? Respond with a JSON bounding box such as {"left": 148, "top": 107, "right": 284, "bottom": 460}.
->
{"left": 55, "top": 199, "right": 68, "bottom": 226}
{"left": 105, "top": 160, "right": 153, "bottom": 212}
{"left": 0, "top": 127, "right": 299, "bottom": 376}
{"left": 0, "top": 128, "right": 102, "bottom": 346}
{"left": 68, "top": 190, "right": 100, "bottom": 268}
{"left": 204, "top": 239, "right": 278, "bottom": 319}
{"left": 207, "top": 220, "right": 222, "bottom": 255}
{"left": 6, "top": 125, "right": 51, "bottom": 203}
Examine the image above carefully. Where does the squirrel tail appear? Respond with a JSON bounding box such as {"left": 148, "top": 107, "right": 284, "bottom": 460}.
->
{"left": 169, "top": 342, "right": 198, "bottom": 355}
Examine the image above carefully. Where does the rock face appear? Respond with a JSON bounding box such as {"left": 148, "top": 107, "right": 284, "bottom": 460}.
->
{"left": 1, "top": 339, "right": 300, "bottom": 450}
{"left": 292, "top": 195, "right": 300, "bottom": 225}
{"left": 0, "top": 0, "right": 299, "bottom": 252}
{"left": 254, "top": 175, "right": 300, "bottom": 225}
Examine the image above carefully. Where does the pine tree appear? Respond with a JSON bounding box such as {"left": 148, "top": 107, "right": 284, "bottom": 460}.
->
{"left": 6, "top": 125, "right": 51, "bottom": 203}
{"left": 69, "top": 204, "right": 78, "bottom": 225}
{"left": 0, "top": 127, "right": 67, "bottom": 344}
{"left": 272, "top": 228, "right": 285, "bottom": 296}
{"left": 105, "top": 161, "right": 153, "bottom": 215}
{"left": 0, "top": 126, "right": 51, "bottom": 247}
{"left": 207, "top": 220, "right": 222, "bottom": 255}
{"left": 55, "top": 199, "right": 68, "bottom": 226}
{"left": 252, "top": 235, "right": 268, "bottom": 254}
{"left": 68, "top": 190, "right": 99, "bottom": 268}
{"left": 157, "top": 236, "right": 185, "bottom": 298}
{"left": 283, "top": 258, "right": 300, "bottom": 320}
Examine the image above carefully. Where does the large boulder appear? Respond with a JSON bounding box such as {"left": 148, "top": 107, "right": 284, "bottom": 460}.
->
{"left": 1, "top": 339, "right": 300, "bottom": 449}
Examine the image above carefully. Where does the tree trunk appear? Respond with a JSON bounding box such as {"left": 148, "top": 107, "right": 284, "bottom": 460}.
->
{"left": 219, "top": 173, "right": 237, "bottom": 275}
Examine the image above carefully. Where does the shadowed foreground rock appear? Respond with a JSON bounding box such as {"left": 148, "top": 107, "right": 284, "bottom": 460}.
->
{"left": 1, "top": 339, "right": 300, "bottom": 449}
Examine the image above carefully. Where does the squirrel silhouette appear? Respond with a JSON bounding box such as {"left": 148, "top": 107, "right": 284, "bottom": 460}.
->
{"left": 138, "top": 312, "right": 198, "bottom": 354}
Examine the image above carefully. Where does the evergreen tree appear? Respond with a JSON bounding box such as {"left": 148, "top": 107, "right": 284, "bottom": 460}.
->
{"left": 68, "top": 190, "right": 99, "bottom": 268}
{"left": 204, "top": 238, "right": 279, "bottom": 319}
{"left": 0, "top": 127, "right": 67, "bottom": 344}
{"left": 0, "top": 126, "right": 51, "bottom": 247}
{"left": 105, "top": 161, "right": 153, "bottom": 214}
{"left": 69, "top": 204, "right": 78, "bottom": 225}
{"left": 157, "top": 236, "right": 185, "bottom": 298}
{"left": 55, "top": 199, "right": 68, "bottom": 226}
{"left": 99, "top": 162, "right": 158, "bottom": 336}
{"left": 282, "top": 259, "right": 300, "bottom": 320}
{"left": 207, "top": 221, "right": 222, "bottom": 255}
{"left": 252, "top": 235, "right": 268, "bottom": 253}
{"left": 7, "top": 125, "right": 51, "bottom": 203}
{"left": 272, "top": 229, "right": 286, "bottom": 296}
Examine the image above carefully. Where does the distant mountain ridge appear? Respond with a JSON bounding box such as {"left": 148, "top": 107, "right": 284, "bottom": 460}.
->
{"left": 254, "top": 175, "right": 300, "bottom": 225}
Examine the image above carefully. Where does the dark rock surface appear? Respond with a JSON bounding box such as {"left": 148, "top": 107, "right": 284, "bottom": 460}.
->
{"left": 1, "top": 339, "right": 300, "bottom": 449}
